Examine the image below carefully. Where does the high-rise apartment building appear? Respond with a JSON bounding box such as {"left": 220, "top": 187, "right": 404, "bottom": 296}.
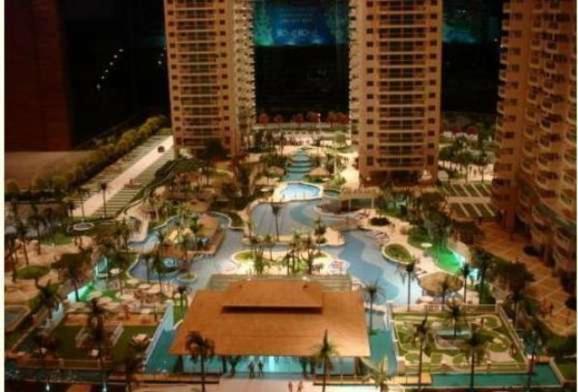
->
{"left": 6, "top": 0, "right": 73, "bottom": 151}
{"left": 492, "top": 0, "right": 576, "bottom": 274}
{"left": 349, "top": 0, "right": 442, "bottom": 184}
{"left": 164, "top": 0, "right": 255, "bottom": 157}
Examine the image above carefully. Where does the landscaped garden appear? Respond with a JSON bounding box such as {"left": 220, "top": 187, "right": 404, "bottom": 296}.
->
{"left": 392, "top": 307, "right": 527, "bottom": 374}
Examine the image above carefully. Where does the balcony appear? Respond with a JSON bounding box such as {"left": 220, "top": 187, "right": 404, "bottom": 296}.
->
{"left": 553, "top": 247, "right": 575, "bottom": 273}
{"left": 536, "top": 153, "right": 559, "bottom": 170}
{"left": 560, "top": 188, "right": 576, "bottom": 209}
{"left": 535, "top": 173, "right": 558, "bottom": 190}
{"left": 530, "top": 225, "right": 547, "bottom": 246}
{"left": 555, "top": 227, "right": 575, "bottom": 252}
{"left": 564, "top": 149, "right": 576, "bottom": 165}
{"left": 566, "top": 129, "right": 576, "bottom": 145}
{"left": 526, "top": 109, "right": 538, "bottom": 123}
{"left": 523, "top": 125, "right": 535, "bottom": 140}
{"left": 531, "top": 206, "right": 549, "bottom": 227}
{"left": 520, "top": 160, "right": 534, "bottom": 176}
{"left": 540, "top": 118, "right": 564, "bottom": 134}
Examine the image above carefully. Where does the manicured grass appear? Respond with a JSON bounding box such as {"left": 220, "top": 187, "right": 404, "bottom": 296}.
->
{"left": 441, "top": 184, "right": 459, "bottom": 197}
{"left": 451, "top": 184, "right": 469, "bottom": 197}
{"left": 475, "top": 203, "right": 495, "bottom": 218}
{"left": 383, "top": 244, "right": 414, "bottom": 264}
{"left": 15, "top": 265, "right": 50, "bottom": 280}
{"left": 450, "top": 203, "right": 467, "bottom": 218}
{"left": 407, "top": 226, "right": 432, "bottom": 250}
{"left": 474, "top": 183, "right": 491, "bottom": 197}
{"left": 221, "top": 210, "right": 243, "bottom": 227}
{"left": 463, "top": 184, "right": 481, "bottom": 197}
{"left": 462, "top": 203, "right": 481, "bottom": 218}
{"left": 557, "top": 360, "right": 577, "bottom": 381}
{"left": 41, "top": 230, "right": 73, "bottom": 245}
{"left": 434, "top": 247, "right": 463, "bottom": 275}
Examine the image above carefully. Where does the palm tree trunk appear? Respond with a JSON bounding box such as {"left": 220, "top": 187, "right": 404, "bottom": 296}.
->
{"left": 418, "top": 339, "right": 424, "bottom": 391}
{"left": 454, "top": 320, "right": 458, "bottom": 338}
{"left": 463, "top": 282, "right": 468, "bottom": 304}
{"left": 479, "top": 271, "right": 486, "bottom": 304}
{"left": 36, "top": 227, "right": 42, "bottom": 255}
{"left": 73, "top": 281, "right": 80, "bottom": 301}
{"left": 369, "top": 300, "right": 374, "bottom": 333}
{"left": 200, "top": 356, "right": 206, "bottom": 392}
{"left": 322, "top": 360, "right": 328, "bottom": 392}
{"left": 407, "top": 281, "right": 411, "bottom": 311}
{"left": 442, "top": 292, "right": 446, "bottom": 306}
{"left": 527, "top": 342, "right": 537, "bottom": 390}
{"left": 274, "top": 216, "right": 280, "bottom": 241}
{"left": 469, "top": 350, "right": 476, "bottom": 392}
{"left": 22, "top": 242, "right": 29, "bottom": 266}
{"left": 102, "top": 191, "right": 107, "bottom": 218}
{"left": 513, "top": 302, "right": 519, "bottom": 329}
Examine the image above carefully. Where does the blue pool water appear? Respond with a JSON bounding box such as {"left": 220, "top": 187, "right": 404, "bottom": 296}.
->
{"left": 279, "top": 182, "right": 321, "bottom": 201}
{"left": 432, "top": 364, "right": 560, "bottom": 388}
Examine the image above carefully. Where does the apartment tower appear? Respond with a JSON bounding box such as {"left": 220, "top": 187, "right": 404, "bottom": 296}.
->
{"left": 350, "top": 0, "right": 442, "bottom": 184}
{"left": 164, "top": 0, "right": 255, "bottom": 157}
{"left": 492, "top": 0, "right": 576, "bottom": 274}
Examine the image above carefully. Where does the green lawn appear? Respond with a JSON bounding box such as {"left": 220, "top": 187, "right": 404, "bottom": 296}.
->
{"left": 15, "top": 265, "right": 49, "bottom": 280}
{"left": 463, "top": 183, "right": 481, "bottom": 197}
{"left": 557, "top": 360, "right": 577, "bottom": 381}
{"left": 434, "top": 247, "right": 463, "bottom": 275}
{"left": 450, "top": 203, "right": 467, "bottom": 218}
{"left": 383, "top": 244, "right": 414, "bottom": 263}
{"left": 474, "top": 183, "right": 491, "bottom": 197}
{"left": 41, "top": 230, "right": 73, "bottom": 246}
{"left": 462, "top": 203, "right": 481, "bottom": 218}
{"left": 475, "top": 203, "right": 495, "bottom": 218}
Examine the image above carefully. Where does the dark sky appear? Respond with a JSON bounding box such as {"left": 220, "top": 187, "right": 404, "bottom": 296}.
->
{"left": 61, "top": 0, "right": 503, "bottom": 143}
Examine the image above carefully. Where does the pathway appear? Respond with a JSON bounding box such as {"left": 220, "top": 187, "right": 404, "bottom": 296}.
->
{"left": 74, "top": 134, "right": 174, "bottom": 218}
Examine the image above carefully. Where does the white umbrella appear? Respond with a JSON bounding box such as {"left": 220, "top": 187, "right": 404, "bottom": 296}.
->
{"left": 126, "top": 279, "right": 139, "bottom": 286}
{"left": 119, "top": 293, "right": 135, "bottom": 302}
{"left": 147, "top": 286, "right": 161, "bottom": 295}
{"left": 70, "top": 302, "right": 87, "bottom": 310}
{"left": 138, "top": 284, "right": 151, "bottom": 290}
{"left": 87, "top": 291, "right": 103, "bottom": 300}
{"left": 141, "top": 308, "right": 152, "bottom": 315}
{"left": 99, "top": 297, "right": 113, "bottom": 304}
{"left": 110, "top": 268, "right": 121, "bottom": 276}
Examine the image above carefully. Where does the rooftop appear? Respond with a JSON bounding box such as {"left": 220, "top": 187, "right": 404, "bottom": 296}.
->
{"left": 170, "top": 279, "right": 370, "bottom": 357}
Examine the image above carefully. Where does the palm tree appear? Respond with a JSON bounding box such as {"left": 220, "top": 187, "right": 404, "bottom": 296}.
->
{"left": 445, "top": 302, "right": 465, "bottom": 338}
{"left": 32, "top": 332, "right": 58, "bottom": 391}
{"left": 100, "top": 182, "right": 108, "bottom": 218}
{"left": 76, "top": 186, "right": 90, "bottom": 221}
{"left": 288, "top": 231, "right": 302, "bottom": 274}
{"left": 460, "top": 263, "right": 472, "bottom": 304}
{"left": 363, "top": 358, "right": 390, "bottom": 392}
{"left": 87, "top": 298, "right": 108, "bottom": 328}
{"left": 186, "top": 331, "right": 215, "bottom": 392}
{"left": 118, "top": 339, "right": 148, "bottom": 392}
{"left": 471, "top": 248, "right": 492, "bottom": 304}
{"left": 413, "top": 314, "right": 432, "bottom": 391}
{"left": 58, "top": 254, "right": 87, "bottom": 301}
{"left": 28, "top": 207, "right": 44, "bottom": 255}
{"left": 263, "top": 234, "right": 275, "bottom": 261}
{"left": 36, "top": 280, "right": 62, "bottom": 322}
{"left": 270, "top": 201, "right": 283, "bottom": 240}
{"left": 462, "top": 325, "right": 489, "bottom": 392}
{"left": 525, "top": 327, "right": 540, "bottom": 391}
{"left": 508, "top": 287, "right": 526, "bottom": 329}
{"left": 399, "top": 260, "right": 417, "bottom": 311}
{"left": 151, "top": 251, "right": 165, "bottom": 295}
{"left": 363, "top": 281, "right": 384, "bottom": 333}
{"left": 115, "top": 219, "right": 132, "bottom": 250}
{"left": 313, "top": 217, "right": 327, "bottom": 253}
{"left": 15, "top": 219, "right": 30, "bottom": 266}
{"left": 86, "top": 317, "right": 111, "bottom": 391}
{"left": 177, "top": 285, "right": 188, "bottom": 310}
{"left": 440, "top": 276, "right": 452, "bottom": 306}
{"left": 303, "top": 234, "right": 317, "bottom": 275}
{"left": 314, "top": 330, "right": 338, "bottom": 392}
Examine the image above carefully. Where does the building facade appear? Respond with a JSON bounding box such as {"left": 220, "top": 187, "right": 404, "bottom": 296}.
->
{"left": 164, "top": 0, "right": 255, "bottom": 157}
{"left": 5, "top": 0, "right": 73, "bottom": 151}
{"left": 492, "top": 0, "right": 576, "bottom": 274}
{"left": 349, "top": 0, "right": 442, "bottom": 184}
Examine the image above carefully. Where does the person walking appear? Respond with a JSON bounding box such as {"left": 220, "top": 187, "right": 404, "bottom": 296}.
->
{"left": 297, "top": 380, "right": 304, "bottom": 392}
{"left": 288, "top": 380, "right": 294, "bottom": 392}
{"left": 257, "top": 360, "right": 264, "bottom": 377}
{"left": 248, "top": 361, "right": 255, "bottom": 378}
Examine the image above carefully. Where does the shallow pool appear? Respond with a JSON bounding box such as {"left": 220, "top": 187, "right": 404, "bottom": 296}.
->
{"left": 432, "top": 364, "right": 560, "bottom": 388}
{"left": 279, "top": 183, "right": 321, "bottom": 201}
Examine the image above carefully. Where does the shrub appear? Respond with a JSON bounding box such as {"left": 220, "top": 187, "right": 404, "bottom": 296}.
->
{"left": 383, "top": 244, "right": 414, "bottom": 264}
{"left": 15, "top": 265, "right": 50, "bottom": 280}
{"left": 369, "top": 217, "right": 390, "bottom": 226}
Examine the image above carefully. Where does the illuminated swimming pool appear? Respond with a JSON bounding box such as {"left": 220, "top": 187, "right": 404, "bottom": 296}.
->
{"left": 279, "top": 182, "right": 321, "bottom": 201}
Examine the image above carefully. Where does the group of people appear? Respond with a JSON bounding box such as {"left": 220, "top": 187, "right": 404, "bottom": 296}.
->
{"left": 247, "top": 360, "right": 264, "bottom": 378}
{"left": 288, "top": 380, "right": 305, "bottom": 392}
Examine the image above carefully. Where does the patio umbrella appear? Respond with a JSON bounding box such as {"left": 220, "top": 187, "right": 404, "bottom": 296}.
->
{"left": 138, "top": 284, "right": 151, "bottom": 290}
{"left": 126, "top": 279, "right": 139, "bottom": 286}
{"left": 119, "top": 293, "right": 135, "bottom": 302}
{"left": 99, "top": 297, "right": 113, "bottom": 304}
{"left": 147, "top": 286, "right": 161, "bottom": 295}
{"left": 87, "top": 291, "right": 103, "bottom": 300}
{"left": 309, "top": 166, "right": 330, "bottom": 177}
{"left": 70, "top": 302, "right": 87, "bottom": 310}
{"left": 419, "top": 272, "right": 463, "bottom": 296}
{"left": 110, "top": 268, "right": 121, "bottom": 276}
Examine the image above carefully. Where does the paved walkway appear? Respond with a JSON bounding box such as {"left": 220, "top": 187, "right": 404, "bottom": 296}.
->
{"left": 74, "top": 135, "right": 174, "bottom": 218}
{"left": 480, "top": 222, "right": 576, "bottom": 336}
